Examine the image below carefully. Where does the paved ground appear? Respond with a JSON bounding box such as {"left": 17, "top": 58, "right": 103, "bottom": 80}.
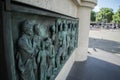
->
{"left": 89, "top": 38, "right": 120, "bottom": 55}
{"left": 67, "top": 54, "right": 120, "bottom": 80}
{"left": 89, "top": 29, "right": 120, "bottom": 42}
{"left": 66, "top": 29, "right": 120, "bottom": 80}
{"left": 89, "top": 29, "right": 120, "bottom": 56}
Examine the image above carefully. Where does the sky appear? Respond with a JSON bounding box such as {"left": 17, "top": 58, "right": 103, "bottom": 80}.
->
{"left": 93, "top": 0, "right": 120, "bottom": 12}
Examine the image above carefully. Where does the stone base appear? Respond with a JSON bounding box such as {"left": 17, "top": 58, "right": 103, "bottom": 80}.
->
{"left": 55, "top": 49, "right": 76, "bottom": 80}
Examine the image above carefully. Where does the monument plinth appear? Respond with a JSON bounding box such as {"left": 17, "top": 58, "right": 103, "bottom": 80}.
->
{"left": 0, "top": 1, "right": 78, "bottom": 80}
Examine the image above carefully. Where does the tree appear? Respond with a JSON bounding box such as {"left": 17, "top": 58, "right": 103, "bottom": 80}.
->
{"left": 112, "top": 8, "right": 120, "bottom": 23}
{"left": 96, "top": 8, "right": 114, "bottom": 23}
{"left": 91, "top": 11, "right": 96, "bottom": 22}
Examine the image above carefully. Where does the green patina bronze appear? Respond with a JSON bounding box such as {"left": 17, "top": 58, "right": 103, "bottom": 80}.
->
{"left": 11, "top": 13, "right": 78, "bottom": 80}
{"left": 0, "top": 1, "right": 79, "bottom": 80}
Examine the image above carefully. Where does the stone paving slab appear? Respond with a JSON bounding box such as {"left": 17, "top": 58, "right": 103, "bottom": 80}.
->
{"left": 66, "top": 29, "right": 120, "bottom": 80}
{"left": 67, "top": 50, "right": 120, "bottom": 80}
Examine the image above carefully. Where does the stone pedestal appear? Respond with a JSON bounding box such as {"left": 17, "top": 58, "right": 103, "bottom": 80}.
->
{"left": 76, "top": 7, "right": 92, "bottom": 61}
{"left": 0, "top": 0, "right": 97, "bottom": 80}
{"left": 74, "top": 0, "right": 97, "bottom": 61}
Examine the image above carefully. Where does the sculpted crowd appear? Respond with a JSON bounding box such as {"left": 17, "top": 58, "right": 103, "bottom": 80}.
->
{"left": 16, "top": 19, "right": 78, "bottom": 80}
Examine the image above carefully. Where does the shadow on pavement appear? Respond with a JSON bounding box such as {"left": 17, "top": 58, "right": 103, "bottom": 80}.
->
{"left": 66, "top": 56, "right": 120, "bottom": 80}
{"left": 89, "top": 37, "right": 120, "bottom": 54}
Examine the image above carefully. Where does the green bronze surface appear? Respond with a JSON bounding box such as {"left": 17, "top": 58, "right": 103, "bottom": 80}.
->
{"left": 12, "top": 12, "right": 78, "bottom": 80}
{"left": 0, "top": 1, "right": 79, "bottom": 80}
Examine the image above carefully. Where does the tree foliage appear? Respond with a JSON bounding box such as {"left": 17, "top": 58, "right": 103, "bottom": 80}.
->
{"left": 112, "top": 8, "right": 120, "bottom": 23}
{"left": 96, "top": 8, "right": 113, "bottom": 23}
{"left": 91, "top": 11, "right": 96, "bottom": 22}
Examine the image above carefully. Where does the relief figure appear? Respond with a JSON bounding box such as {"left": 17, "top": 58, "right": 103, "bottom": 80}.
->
{"left": 45, "top": 38, "right": 55, "bottom": 80}
{"left": 61, "top": 21, "right": 68, "bottom": 61}
{"left": 15, "top": 18, "right": 78, "bottom": 80}
{"left": 16, "top": 20, "right": 37, "bottom": 80}
{"left": 37, "top": 40, "right": 49, "bottom": 80}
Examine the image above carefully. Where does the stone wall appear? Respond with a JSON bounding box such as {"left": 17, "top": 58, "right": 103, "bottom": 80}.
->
{"left": 13, "top": 0, "right": 78, "bottom": 18}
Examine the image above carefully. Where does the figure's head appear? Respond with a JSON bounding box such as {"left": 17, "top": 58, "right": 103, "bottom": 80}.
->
{"left": 60, "top": 23, "right": 63, "bottom": 31}
{"left": 62, "top": 20, "right": 68, "bottom": 31}
{"left": 44, "top": 38, "right": 52, "bottom": 48}
{"left": 34, "top": 24, "right": 41, "bottom": 35}
{"left": 22, "top": 20, "right": 34, "bottom": 36}
{"left": 51, "top": 25, "right": 56, "bottom": 32}
{"left": 56, "top": 19, "right": 61, "bottom": 25}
